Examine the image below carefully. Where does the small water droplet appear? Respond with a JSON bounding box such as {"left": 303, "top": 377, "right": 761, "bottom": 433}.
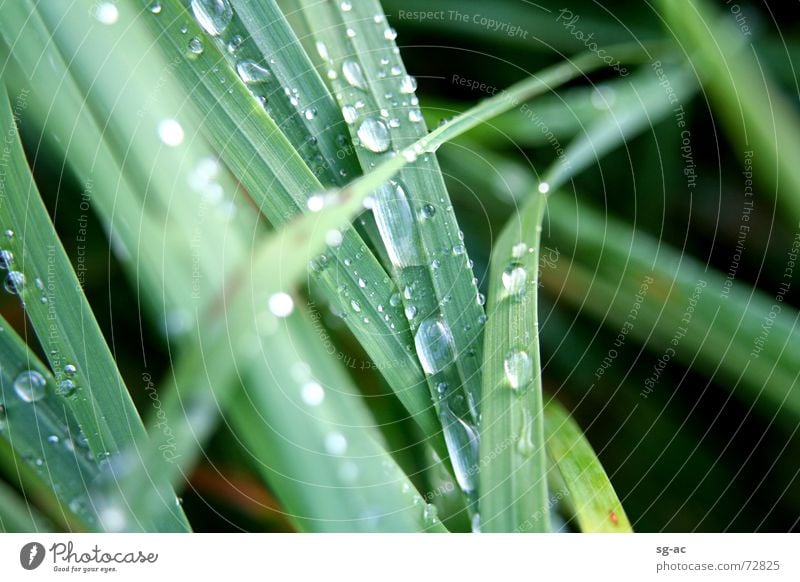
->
{"left": 149, "top": 2, "right": 162, "bottom": 14}
{"left": 227, "top": 34, "right": 243, "bottom": 53}
{"left": 414, "top": 319, "right": 456, "bottom": 375}
{"left": 93, "top": 2, "right": 119, "bottom": 25}
{"left": 47, "top": 435, "right": 60, "bottom": 444}
{"left": 340, "top": 1, "right": 352, "bottom": 11}
{"left": 404, "top": 305, "right": 417, "bottom": 320}
{"left": 0, "top": 250, "right": 14, "bottom": 270}
{"left": 346, "top": 28, "right": 356, "bottom": 38}
{"left": 342, "top": 59, "right": 368, "bottom": 90}
{"left": 399, "top": 75, "right": 417, "bottom": 94}
{"left": 304, "top": 107, "right": 317, "bottom": 120}
{"left": 268, "top": 292, "right": 294, "bottom": 318}
{"left": 471, "top": 513, "right": 482, "bottom": 533}
{"left": 421, "top": 204, "right": 435, "bottom": 219}
{"left": 452, "top": 244, "right": 465, "bottom": 256}
{"left": 384, "top": 27, "right": 398, "bottom": 40}
{"left": 408, "top": 108, "right": 423, "bottom": 123}
{"left": 502, "top": 263, "right": 527, "bottom": 295}
{"left": 350, "top": 299, "right": 362, "bottom": 313}
{"left": 326, "top": 229, "right": 343, "bottom": 247}
{"left": 187, "top": 36, "right": 204, "bottom": 57}
{"left": 4, "top": 271, "right": 25, "bottom": 294}
{"left": 190, "top": 0, "right": 233, "bottom": 36}
{"left": 325, "top": 432, "right": 347, "bottom": 455}
{"left": 236, "top": 60, "right": 271, "bottom": 84}
{"left": 389, "top": 293, "right": 401, "bottom": 307}
{"left": 517, "top": 409, "right": 535, "bottom": 457}
{"left": 341, "top": 105, "right": 358, "bottom": 124}
{"left": 157, "top": 119, "right": 184, "bottom": 147}
{"left": 301, "top": 381, "right": 325, "bottom": 406}
{"left": 504, "top": 349, "right": 533, "bottom": 390}
{"left": 14, "top": 370, "right": 47, "bottom": 403}
{"left": 64, "top": 364, "right": 77, "bottom": 376}
{"left": 423, "top": 503, "right": 438, "bottom": 526}
{"left": 538, "top": 182, "right": 550, "bottom": 194}
{"left": 57, "top": 379, "right": 77, "bottom": 398}
{"left": 357, "top": 118, "right": 391, "bottom": 153}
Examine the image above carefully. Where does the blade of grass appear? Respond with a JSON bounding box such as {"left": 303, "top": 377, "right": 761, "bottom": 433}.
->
{"left": 479, "top": 190, "right": 550, "bottom": 532}
{"left": 658, "top": 0, "right": 800, "bottom": 226}
{"left": 0, "top": 313, "right": 99, "bottom": 529}
{"left": 297, "top": 0, "right": 488, "bottom": 510}
{"left": 0, "top": 87, "right": 189, "bottom": 531}
{"left": 544, "top": 399, "right": 632, "bottom": 532}
{"left": 0, "top": 479, "right": 52, "bottom": 532}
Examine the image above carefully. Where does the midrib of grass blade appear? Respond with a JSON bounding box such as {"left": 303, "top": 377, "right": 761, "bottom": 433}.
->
{"left": 0, "top": 314, "right": 99, "bottom": 530}
{"left": 543, "top": 194, "right": 800, "bottom": 427}
{"left": 134, "top": 1, "right": 443, "bottom": 449}
{"left": 658, "top": 0, "right": 800, "bottom": 226}
{"left": 0, "top": 88, "right": 189, "bottom": 532}
{"left": 0, "top": 479, "right": 52, "bottom": 532}
{"left": 297, "top": 0, "right": 486, "bottom": 509}
{"left": 541, "top": 63, "right": 695, "bottom": 191}
{"left": 544, "top": 400, "right": 632, "bottom": 533}
{"left": 479, "top": 191, "right": 550, "bottom": 532}
{"left": 0, "top": 1, "right": 259, "bottom": 339}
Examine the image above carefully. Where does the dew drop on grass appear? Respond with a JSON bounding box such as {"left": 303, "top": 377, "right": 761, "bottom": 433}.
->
{"left": 420, "top": 204, "right": 435, "bottom": 219}
{"left": 423, "top": 503, "right": 438, "bottom": 526}
{"left": 340, "top": 1, "right": 352, "bottom": 11}
{"left": 57, "top": 379, "right": 77, "bottom": 398}
{"left": 384, "top": 27, "right": 398, "bottom": 40}
{"left": 187, "top": 36, "right": 204, "bottom": 57}
{"left": 502, "top": 263, "right": 527, "bottom": 295}
{"left": 0, "top": 249, "right": 13, "bottom": 269}
{"left": 190, "top": 0, "right": 233, "bottom": 36}
{"left": 93, "top": 3, "right": 119, "bottom": 25}
{"left": 408, "top": 108, "right": 423, "bottom": 123}
{"left": 304, "top": 107, "right": 317, "bottom": 120}
{"left": 350, "top": 299, "right": 361, "bottom": 313}
{"left": 4, "top": 271, "right": 25, "bottom": 294}
{"left": 389, "top": 293, "right": 401, "bottom": 307}
{"left": 326, "top": 229, "right": 343, "bottom": 247}
{"left": 236, "top": 60, "right": 271, "bottom": 84}
{"left": 471, "top": 513, "right": 482, "bottom": 533}
{"left": 14, "top": 370, "right": 46, "bottom": 403}
{"left": 517, "top": 409, "right": 535, "bottom": 457}
{"left": 372, "top": 180, "right": 423, "bottom": 268}
{"left": 342, "top": 59, "right": 368, "bottom": 90}
{"left": 511, "top": 242, "right": 527, "bottom": 258}
{"left": 357, "top": 118, "right": 391, "bottom": 152}
{"left": 399, "top": 75, "right": 417, "bottom": 94}
{"left": 157, "top": 119, "right": 184, "bottom": 147}
{"left": 504, "top": 349, "right": 532, "bottom": 390}
{"left": 301, "top": 381, "right": 325, "bottom": 406}
{"left": 64, "top": 364, "right": 77, "bottom": 376}
{"left": 404, "top": 305, "right": 417, "bottom": 320}
{"left": 342, "top": 105, "right": 358, "bottom": 124}
{"left": 268, "top": 292, "right": 294, "bottom": 318}
{"left": 414, "top": 319, "right": 456, "bottom": 375}
{"left": 538, "top": 182, "right": 550, "bottom": 194}
{"left": 47, "top": 435, "right": 60, "bottom": 444}
{"left": 149, "top": 2, "right": 162, "bottom": 14}
{"left": 325, "top": 432, "right": 347, "bottom": 455}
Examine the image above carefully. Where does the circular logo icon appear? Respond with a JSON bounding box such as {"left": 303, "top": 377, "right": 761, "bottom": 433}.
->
{"left": 19, "top": 542, "right": 46, "bottom": 570}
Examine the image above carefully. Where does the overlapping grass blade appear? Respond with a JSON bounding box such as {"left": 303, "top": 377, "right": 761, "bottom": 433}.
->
{"left": 479, "top": 191, "right": 550, "bottom": 532}
{"left": 0, "top": 313, "right": 98, "bottom": 529}
{"left": 133, "top": 0, "right": 442, "bottom": 447}
{"left": 544, "top": 400, "right": 632, "bottom": 532}
{"left": 0, "top": 479, "right": 52, "bottom": 532}
{"left": 297, "top": 0, "right": 487, "bottom": 511}
{"left": 658, "top": 0, "right": 800, "bottom": 224}
{"left": 0, "top": 87, "right": 189, "bottom": 531}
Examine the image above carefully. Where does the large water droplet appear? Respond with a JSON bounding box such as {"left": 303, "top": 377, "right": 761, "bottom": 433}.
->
{"left": 502, "top": 263, "right": 527, "bottom": 295}
{"left": 504, "top": 349, "right": 532, "bottom": 390}
{"left": 357, "top": 118, "right": 391, "bottom": 152}
{"left": 236, "top": 60, "right": 271, "bottom": 84}
{"left": 14, "top": 370, "right": 46, "bottom": 403}
{"left": 0, "top": 249, "right": 14, "bottom": 270}
{"left": 342, "top": 59, "right": 368, "bottom": 90}
{"left": 441, "top": 405, "right": 479, "bottom": 494}
{"left": 190, "top": 0, "right": 233, "bottom": 36}
{"left": 4, "top": 271, "right": 25, "bottom": 294}
{"left": 414, "top": 319, "right": 456, "bottom": 375}
{"left": 372, "top": 180, "right": 423, "bottom": 268}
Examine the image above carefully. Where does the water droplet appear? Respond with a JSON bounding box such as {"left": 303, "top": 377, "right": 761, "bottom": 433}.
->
{"left": 57, "top": 379, "right": 77, "bottom": 398}
{"left": 47, "top": 435, "right": 60, "bottom": 444}
{"left": 326, "top": 229, "right": 343, "bottom": 247}
{"left": 476, "top": 292, "right": 486, "bottom": 306}
{"left": 301, "top": 381, "right": 325, "bottom": 406}
{"left": 325, "top": 432, "right": 347, "bottom": 455}
{"left": 384, "top": 27, "right": 397, "bottom": 40}
{"left": 157, "top": 118, "right": 184, "bottom": 147}
{"left": 517, "top": 409, "right": 535, "bottom": 457}
{"left": 346, "top": 28, "right": 356, "bottom": 38}
{"left": 452, "top": 244, "right": 465, "bottom": 256}
{"left": 4, "top": 229, "right": 13, "bottom": 239}
{"left": 0, "top": 250, "right": 13, "bottom": 270}
{"left": 421, "top": 204, "right": 435, "bottom": 219}
{"left": 404, "top": 305, "right": 417, "bottom": 320}
{"left": 268, "top": 292, "right": 294, "bottom": 318}
{"left": 401, "top": 148, "right": 417, "bottom": 162}
{"left": 4, "top": 271, "right": 25, "bottom": 294}
{"left": 315, "top": 41, "right": 329, "bottom": 61}
{"left": 340, "top": 1, "right": 352, "bottom": 11}
{"left": 236, "top": 60, "right": 271, "bottom": 84}
{"left": 64, "top": 364, "right": 77, "bottom": 376}
{"left": 538, "top": 182, "right": 550, "bottom": 194}
{"left": 408, "top": 108, "right": 423, "bottom": 123}
{"left": 93, "top": 2, "right": 119, "bottom": 25}
{"left": 389, "top": 293, "right": 401, "bottom": 307}
{"left": 342, "top": 59, "right": 368, "bottom": 90}
{"left": 471, "top": 513, "right": 482, "bottom": 533}
{"left": 190, "top": 0, "right": 233, "bottom": 36}
{"left": 342, "top": 105, "right": 358, "bottom": 124}
{"left": 149, "top": 2, "right": 162, "bottom": 14}
{"left": 187, "top": 36, "right": 204, "bottom": 57}
{"left": 423, "top": 503, "right": 438, "bottom": 526}
{"left": 304, "top": 107, "right": 317, "bottom": 120}
{"left": 357, "top": 118, "right": 391, "bottom": 153}
{"left": 504, "top": 349, "right": 532, "bottom": 390}
{"left": 414, "top": 319, "right": 456, "bottom": 375}
{"left": 350, "top": 299, "right": 362, "bottom": 313}
{"left": 399, "top": 75, "right": 417, "bottom": 94}
{"left": 502, "top": 263, "right": 527, "bottom": 295}
{"left": 14, "top": 370, "right": 46, "bottom": 403}
{"left": 372, "top": 180, "right": 424, "bottom": 268}
{"left": 511, "top": 242, "right": 527, "bottom": 258}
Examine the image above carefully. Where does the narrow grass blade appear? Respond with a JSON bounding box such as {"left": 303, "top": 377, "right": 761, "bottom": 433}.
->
{"left": 0, "top": 479, "right": 52, "bottom": 532}
{"left": 542, "top": 63, "right": 695, "bottom": 191}
{"left": 658, "top": 0, "right": 800, "bottom": 225}
{"left": 0, "top": 314, "right": 99, "bottom": 529}
{"left": 134, "top": 0, "right": 442, "bottom": 447}
{"left": 479, "top": 190, "right": 550, "bottom": 532}
{"left": 544, "top": 400, "right": 632, "bottom": 532}
{"left": 297, "top": 0, "right": 488, "bottom": 510}
{"left": 0, "top": 88, "right": 189, "bottom": 531}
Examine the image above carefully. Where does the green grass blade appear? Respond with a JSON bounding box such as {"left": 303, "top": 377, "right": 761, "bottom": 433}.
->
{"left": 657, "top": 0, "right": 800, "bottom": 225}
{"left": 479, "top": 191, "right": 550, "bottom": 532}
{"left": 0, "top": 479, "right": 52, "bottom": 532}
{"left": 0, "top": 86, "right": 189, "bottom": 531}
{"left": 0, "top": 313, "right": 99, "bottom": 529}
{"left": 297, "top": 0, "right": 487, "bottom": 509}
{"left": 544, "top": 400, "right": 632, "bottom": 532}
